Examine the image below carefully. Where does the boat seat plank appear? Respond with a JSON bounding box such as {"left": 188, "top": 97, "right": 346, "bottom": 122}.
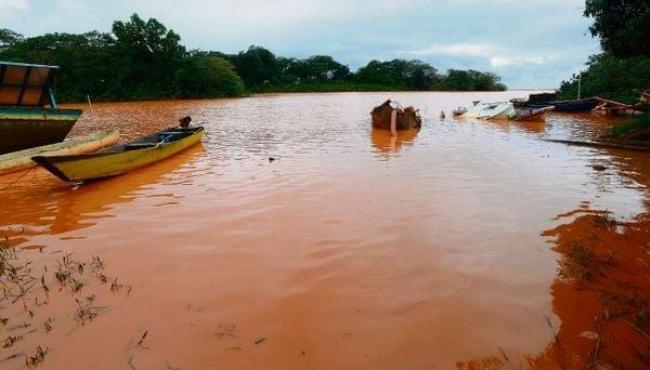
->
{"left": 124, "top": 143, "right": 158, "bottom": 148}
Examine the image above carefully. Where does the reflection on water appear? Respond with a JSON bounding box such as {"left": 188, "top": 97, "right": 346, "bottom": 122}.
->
{"left": 0, "top": 145, "right": 204, "bottom": 245}
{"left": 0, "top": 92, "right": 648, "bottom": 369}
{"left": 370, "top": 128, "right": 420, "bottom": 156}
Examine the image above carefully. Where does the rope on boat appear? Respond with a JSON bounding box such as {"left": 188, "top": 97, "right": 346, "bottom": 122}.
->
{"left": 0, "top": 167, "right": 34, "bottom": 191}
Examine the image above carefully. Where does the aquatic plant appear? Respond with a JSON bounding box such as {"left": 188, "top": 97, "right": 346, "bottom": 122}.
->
{"left": 605, "top": 114, "right": 650, "bottom": 141}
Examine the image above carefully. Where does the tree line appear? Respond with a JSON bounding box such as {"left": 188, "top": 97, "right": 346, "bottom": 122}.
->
{"left": 558, "top": 0, "right": 650, "bottom": 103}
{"left": 0, "top": 14, "right": 506, "bottom": 103}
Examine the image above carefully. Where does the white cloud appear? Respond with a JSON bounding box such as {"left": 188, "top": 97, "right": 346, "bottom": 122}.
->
{"left": 409, "top": 43, "right": 577, "bottom": 69}
{"left": 0, "top": 0, "right": 29, "bottom": 10}
{"left": 489, "top": 55, "right": 546, "bottom": 68}
{"left": 410, "top": 43, "right": 493, "bottom": 57}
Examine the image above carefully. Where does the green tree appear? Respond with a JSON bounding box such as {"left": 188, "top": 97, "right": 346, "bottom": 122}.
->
{"left": 558, "top": 53, "right": 650, "bottom": 103}
{"left": 228, "top": 46, "right": 281, "bottom": 88}
{"left": 558, "top": 1, "right": 650, "bottom": 102}
{"left": 0, "top": 31, "right": 116, "bottom": 101}
{"left": 286, "top": 55, "right": 351, "bottom": 82}
{"left": 111, "top": 13, "right": 187, "bottom": 97}
{"left": 355, "top": 59, "right": 439, "bottom": 90}
{"left": 436, "top": 69, "right": 505, "bottom": 91}
{"left": 585, "top": 0, "right": 650, "bottom": 57}
{"left": 0, "top": 29, "right": 23, "bottom": 51}
{"left": 175, "top": 54, "right": 245, "bottom": 98}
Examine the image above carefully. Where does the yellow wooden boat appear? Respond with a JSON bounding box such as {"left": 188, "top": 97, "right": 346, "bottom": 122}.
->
{"left": 32, "top": 126, "right": 204, "bottom": 182}
{"left": 0, "top": 130, "right": 119, "bottom": 175}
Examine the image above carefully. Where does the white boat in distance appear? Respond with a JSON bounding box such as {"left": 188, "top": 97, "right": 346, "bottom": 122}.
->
{"left": 454, "top": 101, "right": 516, "bottom": 120}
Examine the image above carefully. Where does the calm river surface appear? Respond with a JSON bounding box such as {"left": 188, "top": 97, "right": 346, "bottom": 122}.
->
{"left": 1, "top": 92, "right": 648, "bottom": 369}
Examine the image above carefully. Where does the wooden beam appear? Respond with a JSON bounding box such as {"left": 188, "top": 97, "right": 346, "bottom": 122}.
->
{"left": 16, "top": 66, "right": 32, "bottom": 106}
{"left": 39, "top": 68, "right": 57, "bottom": 107}
{"left": 0, "top": 64, "right": 6, "bottom": 98}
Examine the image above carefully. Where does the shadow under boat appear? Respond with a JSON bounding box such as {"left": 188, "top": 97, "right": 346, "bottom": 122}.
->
{"left": 0, "top": 61, "right": 82, "bottom": 154}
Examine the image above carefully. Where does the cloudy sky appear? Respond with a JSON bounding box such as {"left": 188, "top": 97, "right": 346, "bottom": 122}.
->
{"left": 1, "top": 0, "right": 600, "bottom": 88}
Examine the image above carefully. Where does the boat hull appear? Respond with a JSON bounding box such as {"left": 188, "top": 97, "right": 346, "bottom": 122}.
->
{"left": 0, "top": 107, "right": 82, "bottom": 154}
{"left": 514, "top": 106, "right": 555, "bottom": 121}
{"left": 33, "top": 127, "right": 204, "bottom": 182}
{"left": 549, "top": 98, "right": 599, "bottom": 112}
{"left": 461, "top": 102, "right": 516, "bottom": 120}
{"left": 0, "top": 130, "right": 119, "bottom": 175}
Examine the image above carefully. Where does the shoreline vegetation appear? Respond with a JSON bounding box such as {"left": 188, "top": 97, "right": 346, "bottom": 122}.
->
{"left": 557, "top": 0, "right": 650, "bottom": 142}
{"left": 0, "top": 14, "right": 506, "bottom": 104}
{"left": 557, "top": 0, "right": 649, "bottom": 105}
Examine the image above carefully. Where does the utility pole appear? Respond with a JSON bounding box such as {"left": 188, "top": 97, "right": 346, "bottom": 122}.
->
{"left": 577, "top": 72, "right": 582, "bottom": 100}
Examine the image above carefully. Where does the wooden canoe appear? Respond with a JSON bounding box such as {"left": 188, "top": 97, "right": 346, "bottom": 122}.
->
{"left": 32, "top": 126, "right": 204, "bottom": 182}
{"left": 0, "top": 130, "right": 119, "bottom": 175}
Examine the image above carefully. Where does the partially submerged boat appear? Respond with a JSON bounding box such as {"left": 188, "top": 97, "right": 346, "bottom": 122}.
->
{"left": 33, "top": 126, "right": 204, "bottom": 182}
{"left": 0, "top": 130, "right": 118, "bottom": 175}
{"left": 371, "top": 100, "right": 422, "bottom": 130}
{"left": 454, "top": 101, "right": 553, "bottom": 121}
{"left": 513, "top": 105, "right": 555, "bottom": 121}
{"left": 0, "top": 61, "right": 82, "bottom": 154}
{"left": 454, "top": 101, "right": 516, "bottom": 120}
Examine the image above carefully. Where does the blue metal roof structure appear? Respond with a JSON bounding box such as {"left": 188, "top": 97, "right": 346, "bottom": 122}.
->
{"left": 0, "top": 61, "right": 60, "bottom": 108}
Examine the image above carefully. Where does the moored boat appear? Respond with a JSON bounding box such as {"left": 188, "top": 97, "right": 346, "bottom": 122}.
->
{"left": 0, "top": 61, "right": 82, "bottom": 154}
{"left": 547, "top": 98, "right": 600, "bottom": 112}
{"left": 0, "top": 130, "right": 119, "bottom": 175}
{"left": 33, "top": 126, "right": 204, "bottom": 182}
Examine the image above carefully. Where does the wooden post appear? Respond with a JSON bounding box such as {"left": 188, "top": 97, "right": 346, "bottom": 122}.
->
{"left": 577, "top": 72, "right": 582, "bottom": 100}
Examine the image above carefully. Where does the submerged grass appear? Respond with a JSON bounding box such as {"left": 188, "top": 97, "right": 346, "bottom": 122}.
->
{"left": 1, "top": 239, "right": 131, "bottom": 368}
{"left": 605, "top": 114, "right": 650, "bottom": 141}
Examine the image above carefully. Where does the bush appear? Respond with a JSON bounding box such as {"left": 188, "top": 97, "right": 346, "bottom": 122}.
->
{"left": 175, "top": 55, "right": 245, "bottom": 98}
{"left": 605, "top": 114, "right": 650, "bottom": 140}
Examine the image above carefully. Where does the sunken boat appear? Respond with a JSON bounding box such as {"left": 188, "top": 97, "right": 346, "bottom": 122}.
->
{"left": 371, "top": 100, "right": 422, "bottom": 130}
{"left": 0, "top": 61, "right": 82, "bottom": 154}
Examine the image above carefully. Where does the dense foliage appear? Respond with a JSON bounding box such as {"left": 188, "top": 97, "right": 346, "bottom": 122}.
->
{"left": 175, "top": 53, "right": 245, "bottom": 98}
{"left": 585, "top": 0, "right": 650, "bottom": 58}
{"left": 559, "top": 1, "right": 650, "bottom": 103}
{"left": 226, "top": 52, "right": 505, "bottom": 93}
{"left": 558, "top": 53, "right": 650, "bottom": 103}
{"left": 436, "top": 69, "right": 506, "bottom": 91}
{"left": 0, "top": 14, "right": 507, "bottom": 102}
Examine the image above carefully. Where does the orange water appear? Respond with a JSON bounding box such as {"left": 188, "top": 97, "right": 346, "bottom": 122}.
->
{"left": 0, "top": 92, "right": 648, "bottom": 369}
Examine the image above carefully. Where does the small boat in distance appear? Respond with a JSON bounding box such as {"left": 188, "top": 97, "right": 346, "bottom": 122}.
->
{"left": 0, "top": 130, "right": 119, "bottom": 175}
{"left": 0, "top": 61, "right": 82, "bottom": 154}
{"left": 33, "top": 126, "right": 204, "bottom": 182}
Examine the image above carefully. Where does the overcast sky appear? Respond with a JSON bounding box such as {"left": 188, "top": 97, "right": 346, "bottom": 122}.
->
{"left": 1, "top": 0, "right": 600, "bottom": 88}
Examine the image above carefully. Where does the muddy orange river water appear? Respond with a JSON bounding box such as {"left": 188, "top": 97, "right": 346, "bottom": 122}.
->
{"left": 0, "top": 92, "right": 648, "bottom": 369}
